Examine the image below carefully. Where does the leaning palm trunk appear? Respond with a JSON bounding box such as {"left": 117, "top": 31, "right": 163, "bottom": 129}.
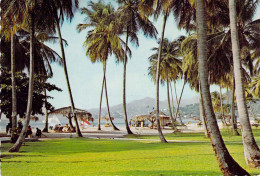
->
{"left": 199, "top": 84, "right": 208, "bottom": 137}
{"left": 229, "top": 0, "right": 260, "bottom": 167}
{"left": 231, "top": 76, "right": 239, "bottom": 136}
{"left": 155, "top": 13, "right": 168, "bottom": 143}
{"left": 103, "top": 61, "right": 119, "bottom": 131}
{"left": 42, "top": 89, "right": 49, "bottom": 132}
{"left": 11, "top": 33, "right": 17, "bottom": 141}
{"left": 68, "top": 114, "right": 74, "bottom": 130}
{"left": 56, "top": 17, "right": 82, "bottom": 137}
{"left": 196, "top": 0, "right": 248, "bottom": 174}
{"left": 9, "top": 13, "right": 35, "bottom": 152}
{"left": 174, "top": 81, "right": 185, "bottom": 125}
{"left": 97, "top": 64, "right": 106, "bottom": 131}
{"left": 166, "top": 76, "right": 176, "bottom": 130}
{"left": 123, "top": 29, "right": 133, "bottom": 134}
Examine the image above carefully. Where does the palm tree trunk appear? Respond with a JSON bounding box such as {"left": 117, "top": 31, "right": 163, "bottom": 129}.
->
{"left": 219, "top": 85, "right": 227, "bottom": 126}
{"left": 231, "top": 76, "right": 239, "bottom": 136}
{"left": 98, "top": 64, "right": 106, "bottom": 131}
{"left": 170, "top": 82, "right": 175, "bottom": 118}
{"left": 166, "top": 76, "right": 175, "bottom": 130}
{"left": 68, "top": 114, "right": 74, "bottom": 130}
{"left": 55, "top": 17, "right": 82, "bottom": 137}
{"left": 42, "top": 89, "right": 49, "bottom": 132}
{"left": 9, "top": 12, "right": 35, "bottom": 152}
{"left": 196, "top": 0, "right": 248, "bottom": 174}
{"left": 229, "top": 0, "right": 260, "bottom": 167}
{"left": 123, "top": 29, "right": 133, "bottom": 134}
{"left": 155, "top": 13, "right": 168, "bottom": 143}
{"left": 11, "top": 33, "right": 17, "bottom": 141}
{"left": 199, "top": 84, "right": 208, "bottom": 137}
{"left": 103, "top": 61, "right": 119, "bottom": 131}
{"left": 174, "top": 81, "right": 185, "bottom": 125}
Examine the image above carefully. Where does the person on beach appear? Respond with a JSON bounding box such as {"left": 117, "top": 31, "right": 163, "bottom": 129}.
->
{"left": 36, "top": 128, "right": 42, "bottom": 137}
{"left": 6, "top": 122, "right": 12, "bottom": 135}
{"left": 63, "top": 124, "right": 69, "bottom": 132}
{"left": 26, "top": 125, "right": 32, "bottom": 138}
{"left": 18, "top": 120, "right": 23, "bottom": 132}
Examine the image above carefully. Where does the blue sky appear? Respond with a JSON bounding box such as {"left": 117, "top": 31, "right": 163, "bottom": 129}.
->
{"left": 46, "top": 1, "right": 242, "bottom": 110}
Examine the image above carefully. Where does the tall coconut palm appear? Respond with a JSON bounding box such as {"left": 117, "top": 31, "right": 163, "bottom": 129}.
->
{"left": 140, "top": 0, "right": 176, "bottom": 143}
{"left": 46, "top": 0, "right": 82, "bottom": 137}
{"left": 4, "top": 0, "right": 37, "bottom": 152}
{"left": 148, "top": 38, "right": 182, "bottom": 129}
{"left": 117, "top": 0, "right": 157, "bottom": 134}
{"left": 11, "top": 34, "right": 17, "bottom": 139}
{"left": 229, "top": 0, "right": 260, "bottom": 168}
{"left": 3, "top": 0, "right": 62, "bottom": 151}
{"left": 77, "top": 1, "right": 127, "bottom": 131}
{"left": 1, "top": 0, "right": 21, "bottom": 143}
{"left": 196, "top": 0, "right": 248, "bottom": 174}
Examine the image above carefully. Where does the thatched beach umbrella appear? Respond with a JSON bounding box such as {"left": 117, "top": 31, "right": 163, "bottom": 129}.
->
{"left": 149, "top": 110, "right": 167, "bottom": 116}
{"left": 20, "top": 116, "right": 39, "bottom": 122}
{"left": 102, "top": 116, "right": 114, "bottom": 122}
{"left": 49, "top": 106, "right": 93, "bottom": 130}
{"left": 30, "top": 116, "right": 39, "bottom": 122}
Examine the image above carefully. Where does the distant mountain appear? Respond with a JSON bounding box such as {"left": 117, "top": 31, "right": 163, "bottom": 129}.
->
{"left": 89, "top": 96, "right": 200, "bottom": 120}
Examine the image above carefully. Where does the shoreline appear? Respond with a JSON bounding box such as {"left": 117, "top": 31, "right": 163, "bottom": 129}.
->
{"left": 0, "top": 124, "right": 210, "bottom": 139}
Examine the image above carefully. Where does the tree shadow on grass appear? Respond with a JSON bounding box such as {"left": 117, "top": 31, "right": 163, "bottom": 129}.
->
{"left": 108, "top": 170, "right": 221, "bottom": 176}
{"left": 1, "top": 153, "right": 46, "bottom": 162}
{"left": 1, "top": 138, "right": 214, "bottom": 155}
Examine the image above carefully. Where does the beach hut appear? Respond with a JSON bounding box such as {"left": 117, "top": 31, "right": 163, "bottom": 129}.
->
{"left": 49, "top": 106, "right": 93, "bottom": 131}
{"left": 101, "top": 117, "right": 115, "bottom": 127}
{"left": 135, "top": 111, "right": 171, "bottom": 128}
{"left": 149, "top": 110, "right": 171, "bottom": 127}
{"left": 135, "top": 115, "right": 155, "bottom": 128}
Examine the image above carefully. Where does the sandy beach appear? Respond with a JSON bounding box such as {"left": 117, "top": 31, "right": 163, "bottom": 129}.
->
{"left": 0, "top": 124, "right": 209, "bottom": 140}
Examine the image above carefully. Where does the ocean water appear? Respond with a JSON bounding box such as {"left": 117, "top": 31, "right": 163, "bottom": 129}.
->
{"left": 0, "top": 114, "right": 203, "bottom": 132}
{"left": 0, "top": 116, "right": 127, "bottom": 132}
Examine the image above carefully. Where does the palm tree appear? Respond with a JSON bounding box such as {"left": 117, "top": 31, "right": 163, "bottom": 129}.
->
{"left": 148, "top": 38, "right": 182, "bottom": 129}
{"left": 196, "top": 0, "right": 248, "bottom": 174}
{"left": 1, "top": 29, "right": 63, "bottom": 133}
{"left": 2, "top": 0, "right": 63, "bottom": 151}
{"left": 181, "top": 34, "right": 210, "bottom": 135}
{"left": 32, "top": 32, "right": 63, "bottom": 132}
{"left": 4, "top": 0, "right": 37, "bottom": 152}
{"left": 198, "top": 84, "right": 208, "bottom": 137}
{"left": 230, "top": 76, "right": 240, "bottom": 135}
{"left": 251, "top": 73, "right": 260, "bottom": 96}
{"left": 77, "top": 1, "right": 127, "bottom": 131}
{"left": 46, "top": 0, "right": 82, "bottom": 137}
{"left": 140, "top": 0, "right": 176, "bottom": 143}
{"left": 1, "top": 0, "right": 21, "bottom": 143}
{"left": 229, "top": 0, "right": 260, "bottom": 168}
{"left": 117, "top": 0, "right": 157, "bottom": 134}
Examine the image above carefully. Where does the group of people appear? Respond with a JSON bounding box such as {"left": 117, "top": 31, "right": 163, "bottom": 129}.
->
{"left": 26, "top": 126, "right": 42, "bottom": 138}
{"left": 6, "top": 120, "right": 43, "bottom": 140}
{"left": 6, "top": 120, "right": 23, "bottom": 135}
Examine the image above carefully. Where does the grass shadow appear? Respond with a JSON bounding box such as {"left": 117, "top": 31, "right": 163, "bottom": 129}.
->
{"left": 107, "top": 170, "right": 222, "bottom": 176}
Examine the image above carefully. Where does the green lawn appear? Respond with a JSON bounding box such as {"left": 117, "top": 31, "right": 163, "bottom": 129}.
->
{"left": 1, "top": 131, "right": 260, "bottom": 175}
{"left": 127, "top": 128, "right": 260, "bottom": 143}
